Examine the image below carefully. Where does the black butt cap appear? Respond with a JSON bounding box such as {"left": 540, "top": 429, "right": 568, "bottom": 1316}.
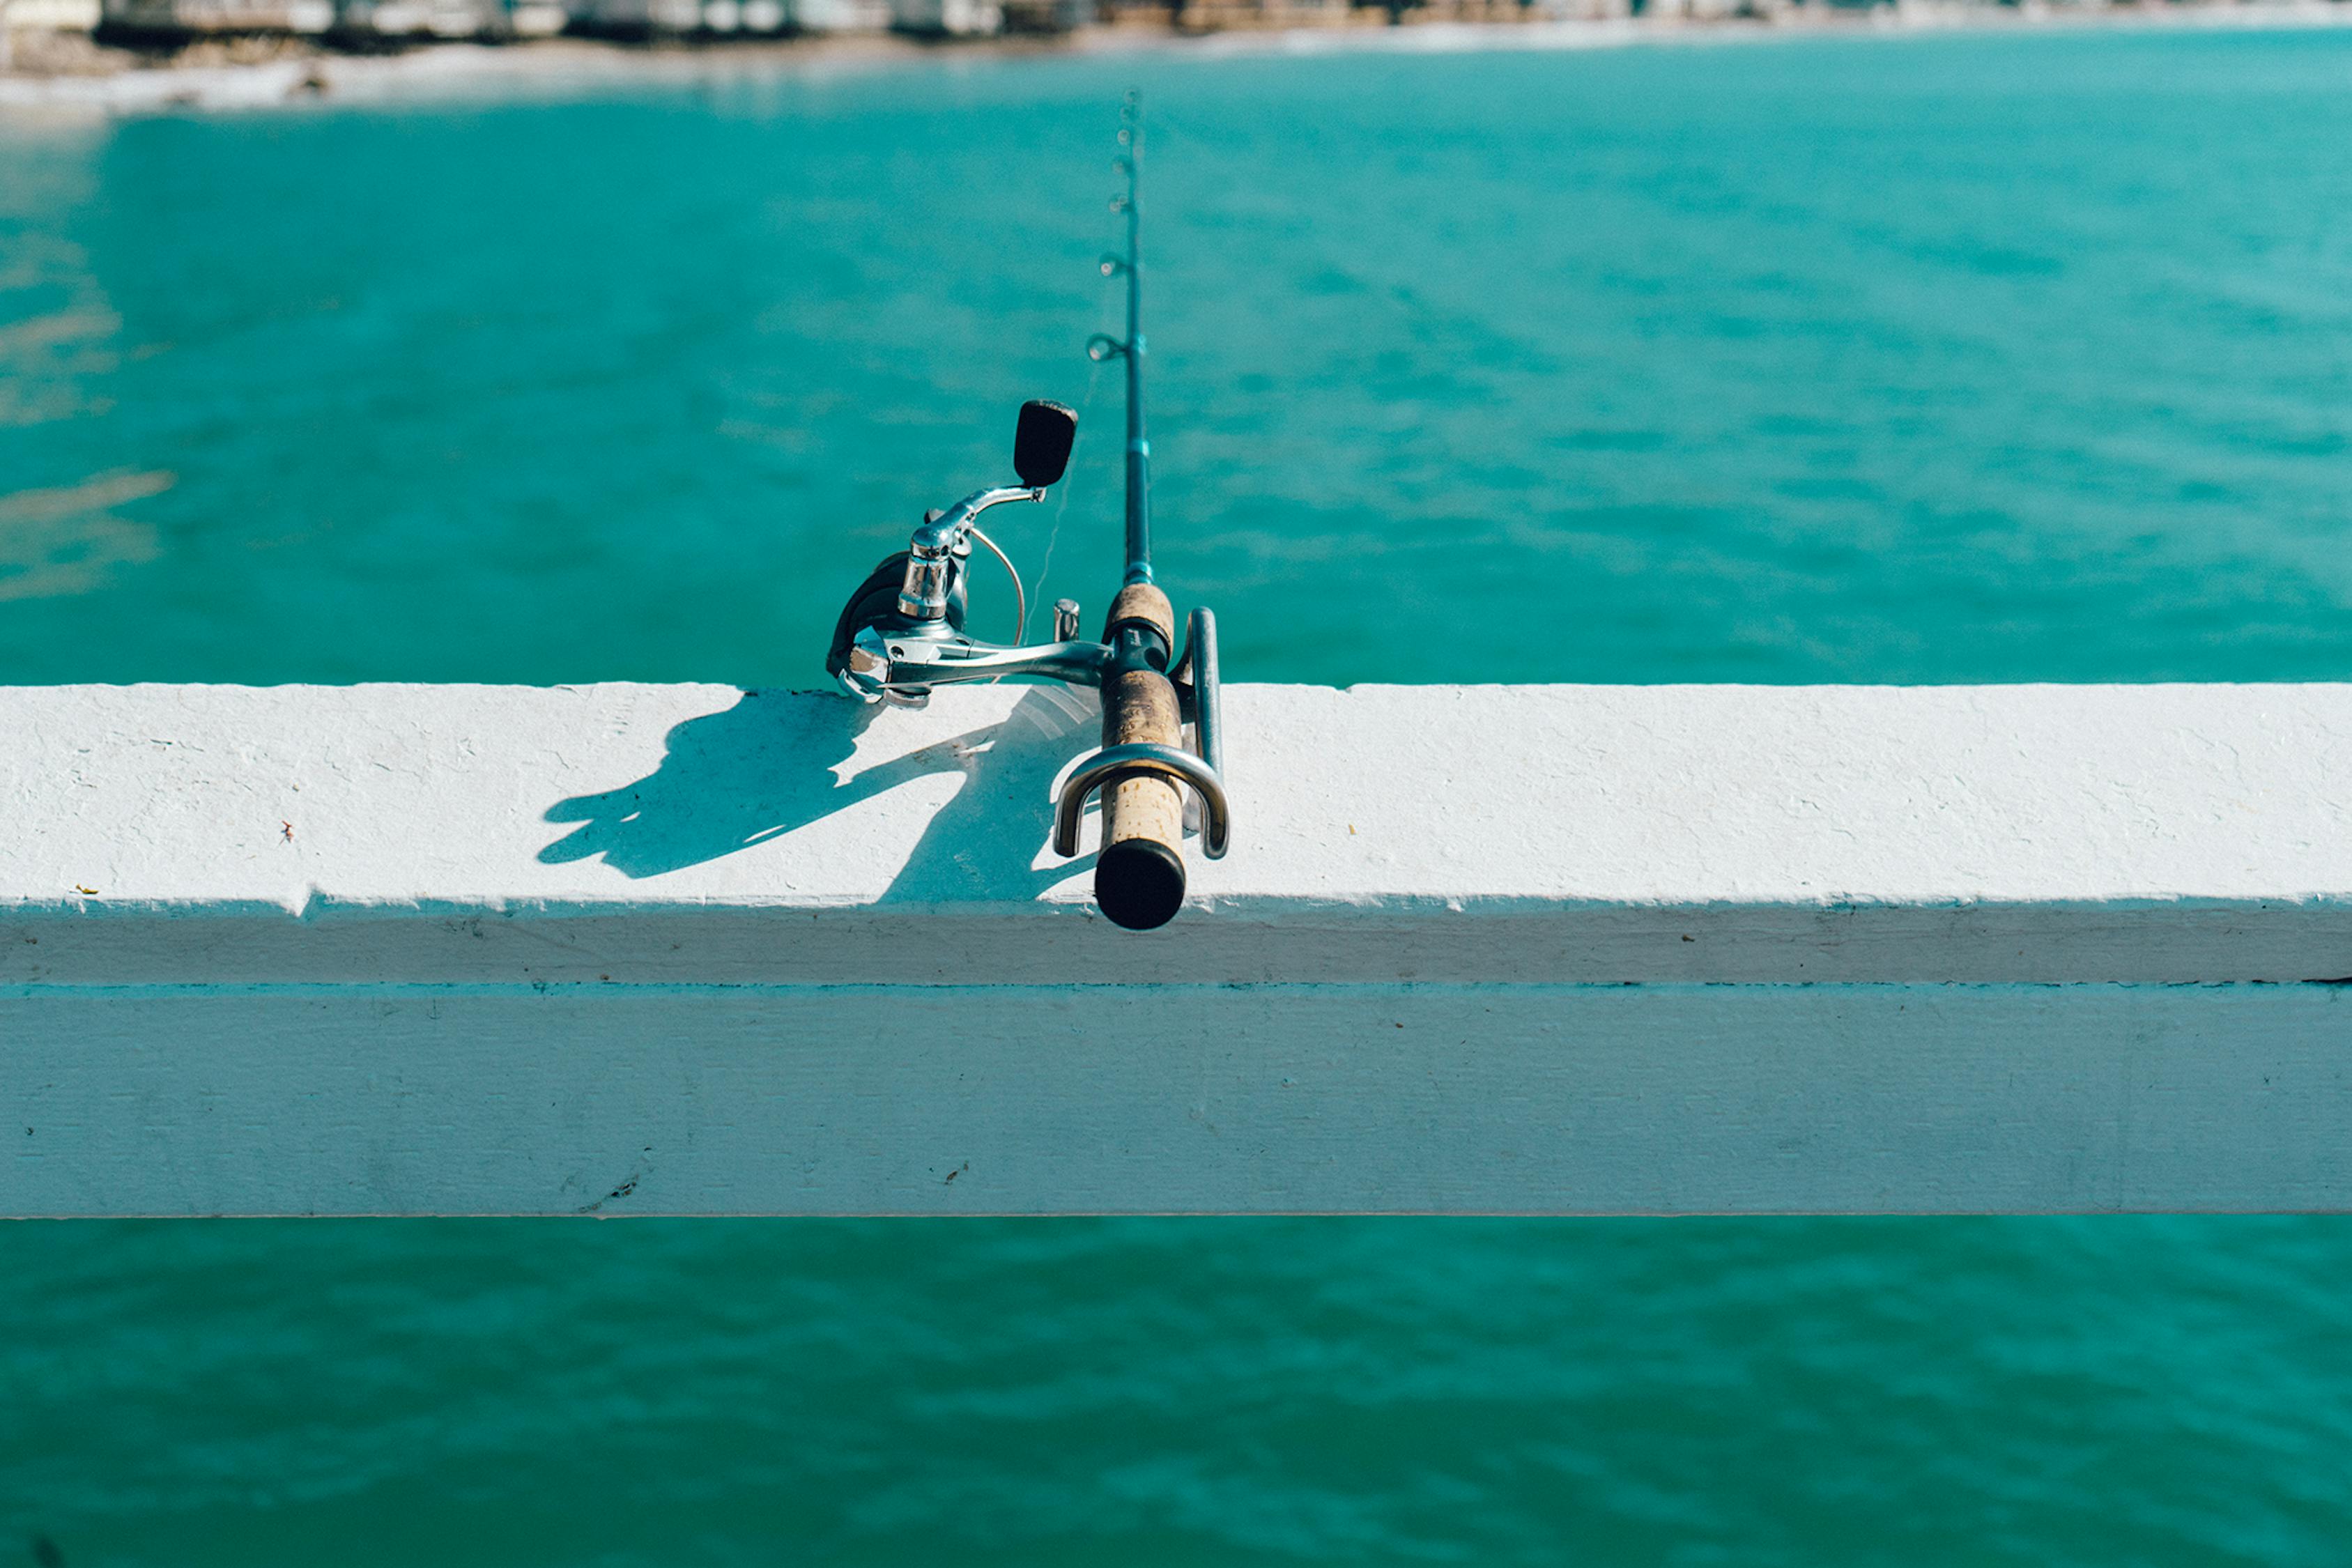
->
{"left": 1096, "top": 838, "right": 1186, "bottom": 931}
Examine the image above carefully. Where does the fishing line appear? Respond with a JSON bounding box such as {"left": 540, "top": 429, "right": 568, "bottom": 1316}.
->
{"left": 1027, "top": 270, "right": 1114, "bottom": 635}
{"left": 967, "top": 522, "right": 1025, "bottom": 647}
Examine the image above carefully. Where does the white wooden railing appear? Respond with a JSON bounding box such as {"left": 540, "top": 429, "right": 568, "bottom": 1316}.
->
{"left": 5, "top": 681, "right": 2350, "bottom": 1215}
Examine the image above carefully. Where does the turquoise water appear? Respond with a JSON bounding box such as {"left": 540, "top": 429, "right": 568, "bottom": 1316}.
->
{"left": 6, "top": 26, "right": 2352, "bottom": 1564}
{"left": 3, "top": 28, "right": 2351, "bottom": 682}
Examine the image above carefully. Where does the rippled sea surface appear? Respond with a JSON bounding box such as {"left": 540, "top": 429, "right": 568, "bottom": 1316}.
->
{"left": 5, "top": 25, "right": 2352, "bottom": 1565}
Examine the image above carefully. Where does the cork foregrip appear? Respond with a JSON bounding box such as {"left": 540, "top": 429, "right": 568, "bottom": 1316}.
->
{"left": 1104, "top": 582, "right": 1176, "bottom": 645}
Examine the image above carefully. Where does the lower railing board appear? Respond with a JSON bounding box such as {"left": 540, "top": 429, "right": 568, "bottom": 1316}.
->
{"left": 7, "top": 982, "right": 2347, "bottom": 1216}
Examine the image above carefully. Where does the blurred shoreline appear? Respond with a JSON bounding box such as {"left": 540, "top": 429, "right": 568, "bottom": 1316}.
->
{"left": 2, "top": 0, "right": 2349, "bottom": 116}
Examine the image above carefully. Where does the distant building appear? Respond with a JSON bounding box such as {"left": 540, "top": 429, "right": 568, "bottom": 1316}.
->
{"left": 4, "top": 0, "right": 104, "bottom": 31}
{"left": 332, "top": 0, "right": 511, "bottom": 34}
{"left": 797, "top": 0, "right": 889, "bottom": 28}
{"left": 567, "top": 0, "right": 889, "bottom": 33}
{"left": 95, "top": 0, "right": 554, "bottom": 39}
{"left": 890, "top": 0, "right": 999, "bottom": 31}
{"left": 98, "top": 0, "right": 333, "bottom": 36}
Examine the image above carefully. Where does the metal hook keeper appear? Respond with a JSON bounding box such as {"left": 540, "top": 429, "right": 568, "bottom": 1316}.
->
{"left": 1054, "top": 744, "right": 1230, "bottom": 861}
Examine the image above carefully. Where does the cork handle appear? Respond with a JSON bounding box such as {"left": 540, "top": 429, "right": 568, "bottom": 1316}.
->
{"left": 1096, "top": 584, "right": 1187, "bottom": 931}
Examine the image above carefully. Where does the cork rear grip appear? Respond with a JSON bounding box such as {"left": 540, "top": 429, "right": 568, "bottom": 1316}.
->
{"left": 1097, "top": 584, "right": 1187, "bottom": 931}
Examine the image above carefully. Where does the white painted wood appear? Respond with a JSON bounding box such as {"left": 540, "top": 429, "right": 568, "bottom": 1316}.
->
{"left": 5, "top": 681, "right": 2352, "bottom": 984}
{"left": 10, "top": 983, "right": 2351, "bottom": 1216}
{"left": 5, "top": 681, "right": 2352, "bottom": 1215}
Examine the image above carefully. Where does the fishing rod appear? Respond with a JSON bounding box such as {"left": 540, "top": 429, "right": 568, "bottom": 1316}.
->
{"left": 824, "top": 92, "right": 1229, "bottom": 932}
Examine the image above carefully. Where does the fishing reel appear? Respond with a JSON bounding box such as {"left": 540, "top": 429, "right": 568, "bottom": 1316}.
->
{"left": 824, "top": 399, "right": 1229, "bottom": 931}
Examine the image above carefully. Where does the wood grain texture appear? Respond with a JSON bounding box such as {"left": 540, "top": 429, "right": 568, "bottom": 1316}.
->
{"left": 7, "top": 982, "right": 2350, "bottom": 1216}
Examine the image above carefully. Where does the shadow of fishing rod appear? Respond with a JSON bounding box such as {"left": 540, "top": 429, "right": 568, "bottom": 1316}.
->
{"left": 539, "top": 683, "right": 1098, "bottom": 904}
